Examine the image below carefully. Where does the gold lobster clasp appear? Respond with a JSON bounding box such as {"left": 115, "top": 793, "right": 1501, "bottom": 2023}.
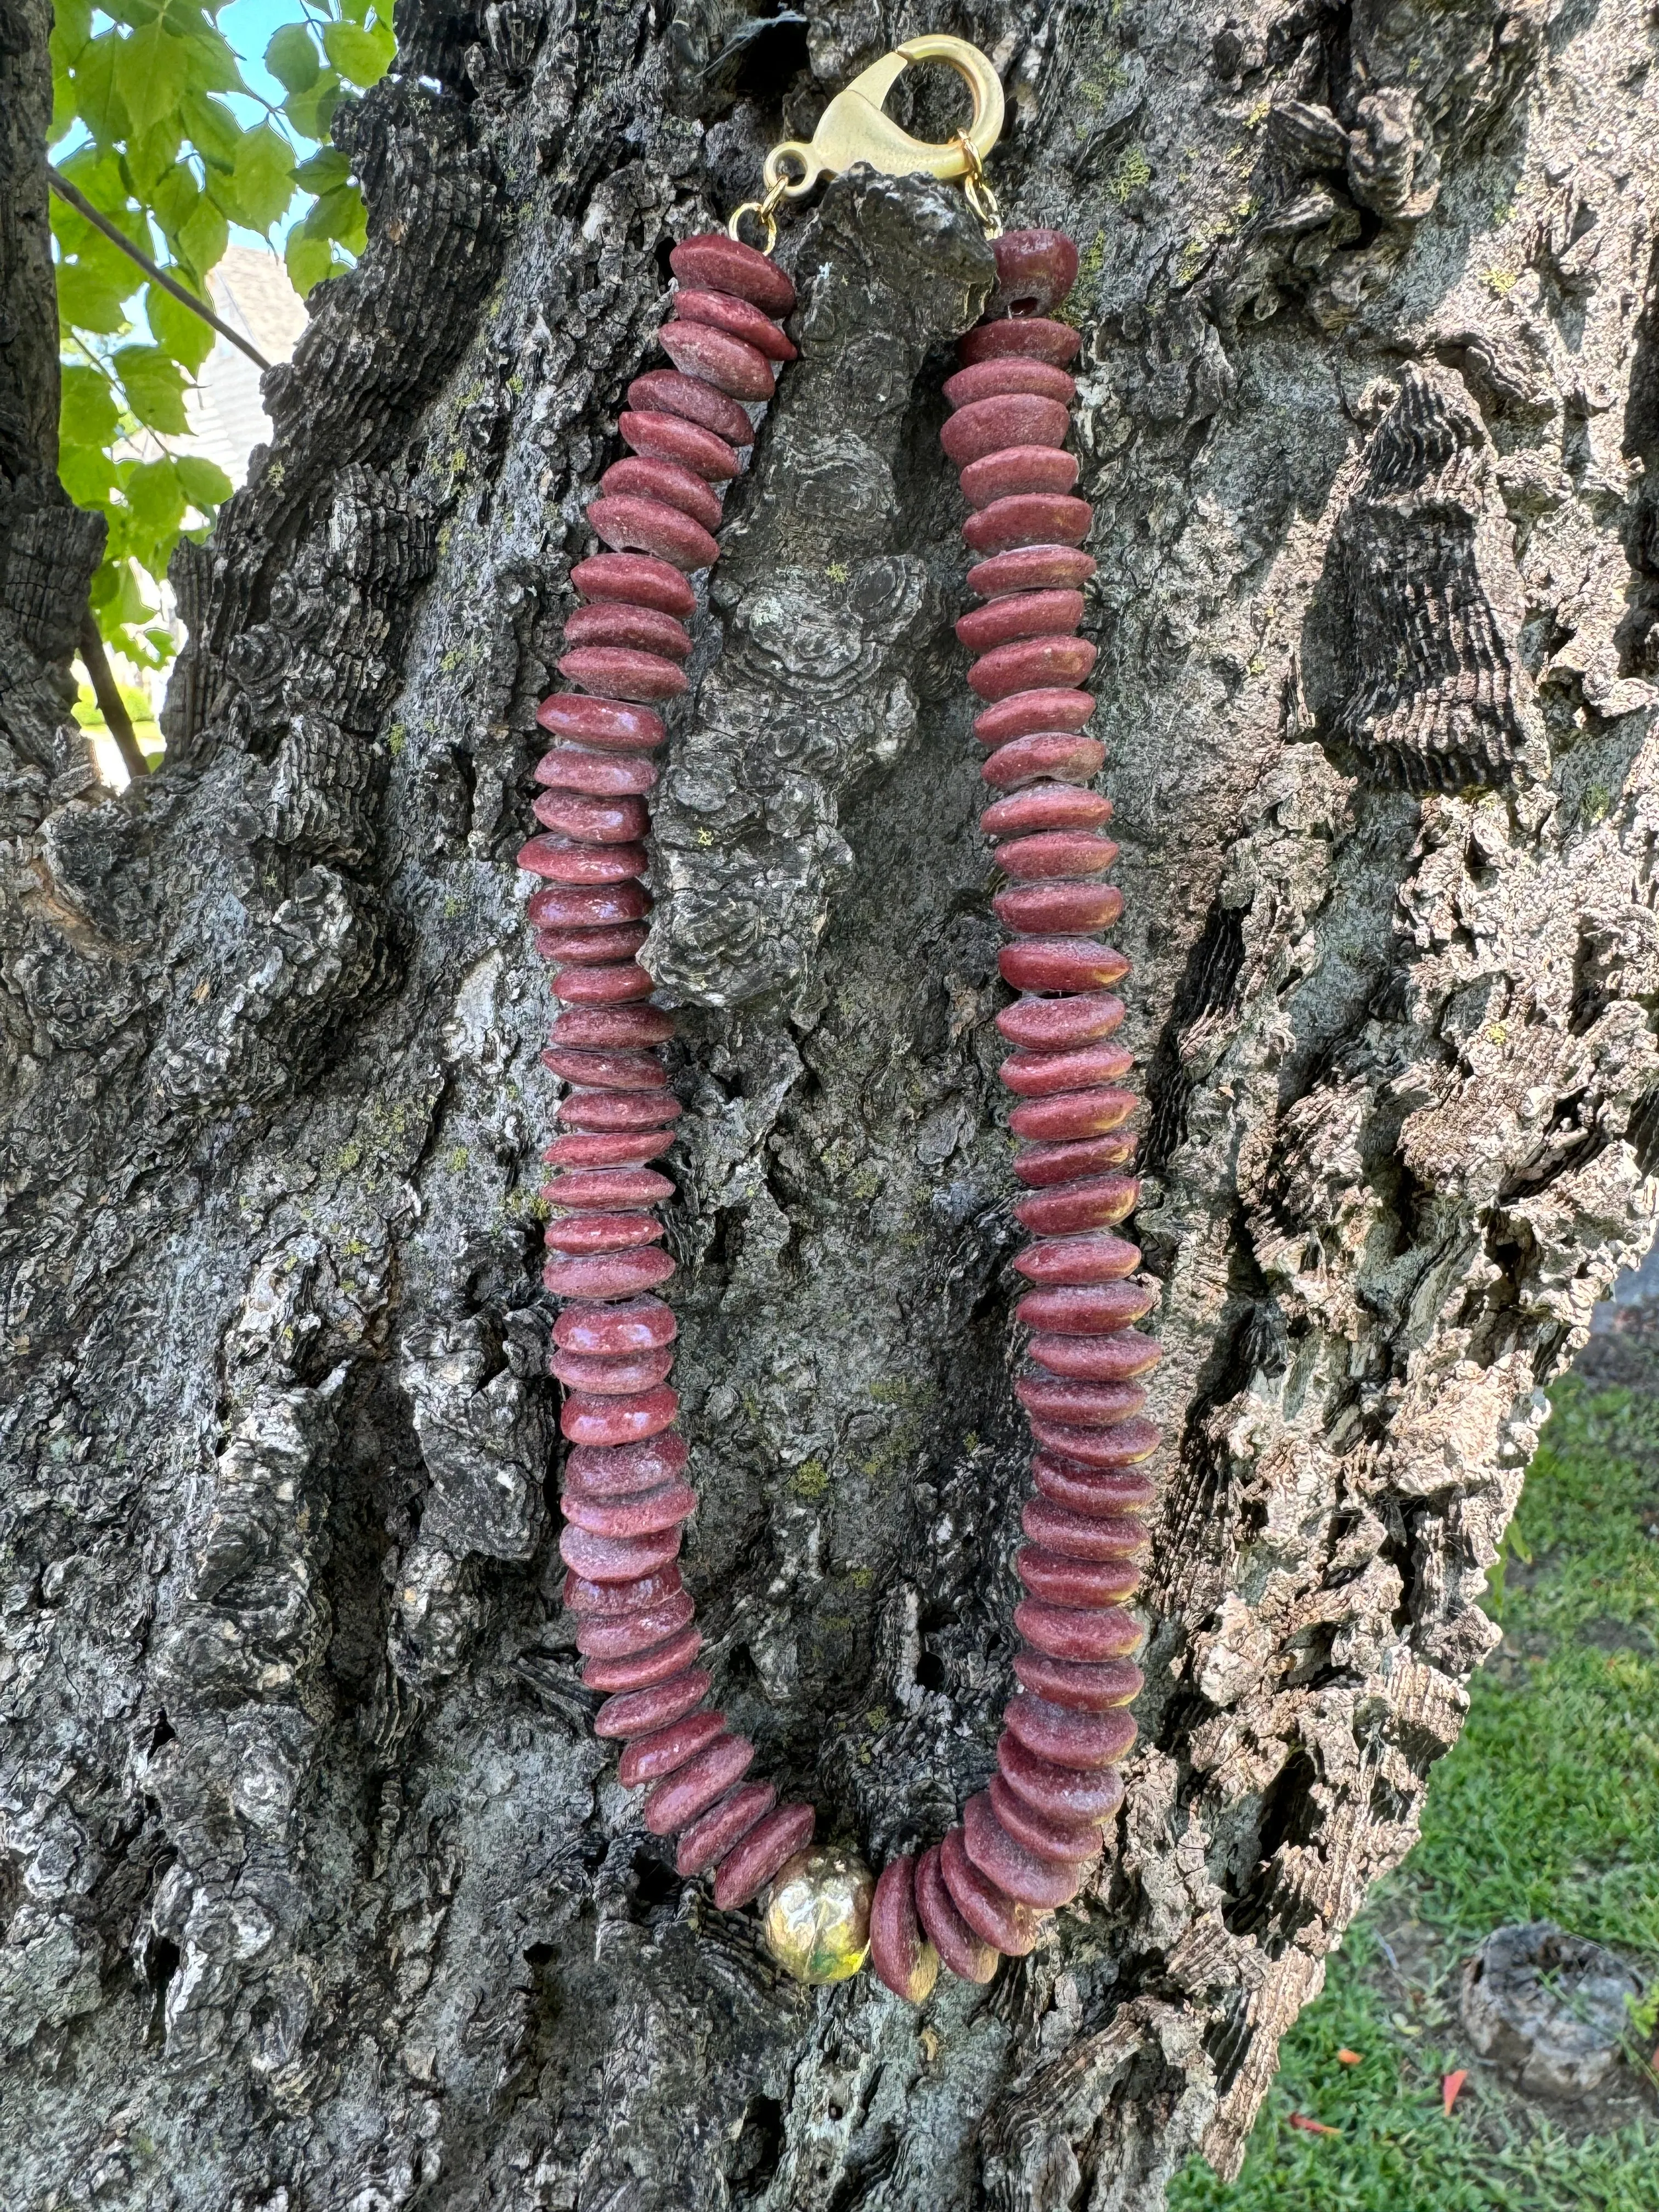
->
{"left": 761, "top": 36, "right": 1005, "bottom": 197}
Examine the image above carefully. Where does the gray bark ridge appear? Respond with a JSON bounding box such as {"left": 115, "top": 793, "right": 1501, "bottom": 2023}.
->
{"left": 2, "top": 0, "right": 1657, "bottom": 2206}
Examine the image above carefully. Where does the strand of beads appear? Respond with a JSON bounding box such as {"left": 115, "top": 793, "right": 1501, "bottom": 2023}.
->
{"left": 525, "top": 231, "right": 820, "bottom": 1912}
{"left": 867, "top": 229, "right": 1159, "bottom": 2000}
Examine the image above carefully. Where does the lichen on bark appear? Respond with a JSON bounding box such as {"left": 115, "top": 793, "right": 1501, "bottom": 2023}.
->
{"left": 2, "top": 0, "right": 1658, "bottom": 2205}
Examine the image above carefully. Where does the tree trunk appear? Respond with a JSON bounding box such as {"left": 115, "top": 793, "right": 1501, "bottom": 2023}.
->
{"left": 4, "top": 0, "right": 1657, "bottom": 2203}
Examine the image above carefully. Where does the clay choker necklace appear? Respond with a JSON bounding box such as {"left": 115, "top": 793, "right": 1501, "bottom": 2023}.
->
{"left": 518, "top": 38, "right": 1160, "bottom": 1995}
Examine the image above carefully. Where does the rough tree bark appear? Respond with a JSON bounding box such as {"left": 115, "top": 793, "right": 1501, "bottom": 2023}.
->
{"left": 3, "top": 0, "right": 1657, "bottom": 2204}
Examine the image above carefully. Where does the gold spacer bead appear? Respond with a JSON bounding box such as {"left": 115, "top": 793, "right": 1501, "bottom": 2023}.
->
{"left": 761, "top": 1846, "right": 874, "bottom": 1984}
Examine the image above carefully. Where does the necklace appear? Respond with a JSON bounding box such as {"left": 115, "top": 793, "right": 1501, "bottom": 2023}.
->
{"left": 518, "top": 41, "right": 1159, "bottom": 1995}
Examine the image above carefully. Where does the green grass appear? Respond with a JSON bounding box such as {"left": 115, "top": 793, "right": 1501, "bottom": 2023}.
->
{"left": 1170, "top": 1378, "right": 1659, "bottom": 2210}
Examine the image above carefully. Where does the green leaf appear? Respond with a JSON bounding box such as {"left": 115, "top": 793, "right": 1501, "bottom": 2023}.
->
{"left": 59, "top": 442, "right": 121, "bottom": 510}
{"left": 125, "top": 457, "right": 188, "bottom": 538}
{"left": 175, "top": 15, "right": 249, "bottom": 95}
{"left": 112, "top": 343, "right": 190, "bottom": 434}
{"left": 50, "top": 0, "right": 95, "bottom": 66}
{"left": 57, "top": 260, "right": 131, "bottom": 333}
{"left": 285, "top": 227, "right": 335, "bottom": 298}
{"left": 175, "top": 189, "right": 228, "bottom": 279}
{"left": 264, "top": 21, "right": 321, "bottom": 93}
{"left": 301, "top": 183, "right": 368, "bottom": 254}
{"left": 145, "top": 275, "right": 217, "bottom": 371}
{"left": 228, "top": 122, "right": 296, "bottom": 232}
{"left": 281, "top": 71, "right": 341, "bottom": 141}
{"left": 127, "top": 115, "right": 185, "bottom": 194}
{"left": 292, "top": 146, "right": 349, "bottom": 193}
{"left": 176, "top": 454, "right": 233, "bottom": 510}
{"left": 321, "top": 15, "right": 393, "bottom": 87}
{"left": 60, "top": 363, "right": 122, "bottom": 447}
{"left": 114, "top": 20, "right": 189, "bottom": 140}
{"left": 50, "top": 64, "right": 77, "bottom": 144}
{"left": 179, "top": 89, "right": 241, "bottom": 167}
{"left": 72, "top": 32, "right": 133, "bottom": 144}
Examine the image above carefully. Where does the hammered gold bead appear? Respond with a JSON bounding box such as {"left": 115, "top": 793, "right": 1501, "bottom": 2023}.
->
{"left": 761, "top": 1846, "right": 874, "bottom": 1984}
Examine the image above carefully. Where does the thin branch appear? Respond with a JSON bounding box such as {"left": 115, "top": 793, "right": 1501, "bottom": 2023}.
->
{"left": 49, "top": 168, "right": 274, "bottom": 373}
{"left": 78, "top": 613, "right": 151, "bottom": 781}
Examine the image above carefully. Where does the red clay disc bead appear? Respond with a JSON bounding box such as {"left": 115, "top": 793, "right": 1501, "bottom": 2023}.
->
{"left": 559, "top": 1519, "right": 681, "bottom": 1583}
{"left": 557, "top": 1091, "right": 683, "bottom": 1132}
{"left": 997, "top": 994, "right": 1125, "bottom": 1051}
{"left": 1014, "top": 1176, "right": 1138, "bottom": 1237}
{"left": 982, "top": 732, "right": 1106, "bottom": 789}
{"left": 549, "top": 1003, "right": 674, "bottom": 1048}
{"left": 619, "top": 1709, "right": 730, "bottom": 1788}
{"left": 537, "top": 753, "right": 659, "bottom": 799}
{"left": 543, "top": 1248, "right": 676, "bottom": 1300}
{"left": 1000, "top": 1043, "right": 1134, "bottom": 1098}
{"left": 1015, "top": 1280, "right": 1158, "bottom": 1335}
{"left": 549, "top": 961, "right": 654, "bottom": 1006}
{"left": 960, "top": 445, "right": 1080, "bottom": 510}
{"left": 1018, "top": 1373, "right": 1145, "bottom": 1427}
{"left": 644, "top": 1734, "right": 755, "bottom": 1833}
{"left": 1026, "top": 1419, "right": 1161, "bottom": 1472}
{"left": 963, "top": 1791, "right": 1083, "bottom": 1908}
{"left": 989, "top": 1774, "right": 1108, "bottom": 1865}
{"left": 1000, "top": 939, "right": 1128, "bottom": 995}
{"left": 1007, "top": 1087, "right": 1138, "bottom": 1142}
{"left": 657, "top": 320, "right": 776, "bottom": 402}
{"left": 589, "top": 494, "right": 720, "bottom": 573}
{"left": 976, "top": 687, "right": 1094, "bottom": 743}
{"left": 945, "top": 358, "right": 1077, "bottom": 410}
{"left": 1014, "top": 1592, "right": 1144, "bottom": 1657}
{"left": 533, "top": 791, "right": 649, "bottom": 843}
{"left": 554, "top": 1295, "right": 676, "bottom": 1354}
{"left": 544, "top": 1210, "right": 664, "bottom": 1257}
{"left": 549, "top": 1167, "right": 673, "bottom": 1210}
{"left": 971, "top": 636, "right": 1097, "bottom": 700}
{"left": 1021, "top": 1498, "right": 1151, "bottom": 1560}
{"left": 551, "top": 1342, "right": 675, "bottom": 1393}
{"left": 940, "top": 1824, "right": 1041, "bottom": 1955}
{"left": 601, "top": 454, "right": 724, "bottom": 532}
{"left": 519, "top": 837, "right": 648, "bottom": 885}
{"left": 539, "top": 919, "right": 651, "bottom": 963}
{"left": 627, "top": 369, "right": 754, "bottom": 449}
{"left": 1028, "top": 1327, "right": 1159, "bottom": 1380}
{"left": 562, "top": 1563, "right": 682, "bottom": 1615}
{"left": 969, "top": 545, "right": 1097, "bottom": 599}
{"left": 983, "top": 784, "right": 1112, "bottom": 836}
{"left": 913, "top": 1843, "right": 998, "bottom": 1983}
{"left": 593, "top": 1666, "right": 710, "bottom": 1739}
{"left": 959, "top": 316, "right": 1081, "bottom": 367}
{"left": 545, "top": 1129, "right": 675, "bottom": 1167}
{"left": 571, "top": 552, "right": 696, "bottom": 620}
{"left": 940, "top": 394, "right": 1070, "bottom": 466}
{"left": 957, "top": 589, "right": 1085, "bottom": 655}
{"left": 669, "top": 233, "right": 796, "bottom": 317}
{"left": 992, "top": 229, "right": 1081, "bottom": 316}
{"left": 966, "top": 494, "right": 1093, "bottom": 554}
{"left": 565, "top": 1434, "right": 688, "bottom": 1487}
{"left": 618, "top": 409, "right": 741, "bottom": 482}
{"left": 1004, "top": 1694, "right": 1137, "bottom": 1770}
{"left": 563, "top": 1452, "right": 690, "bottom": 1507}
{"left": 997, "top": 1733, "right": 1126, "bottom": 1822}
{"left": 1014, "top": 1133, "right": 1137, "bottom": 1187}
{"left": 995, "top": 881, "right": 1125, "bottom": 934}
{"left": 543, "top": 1043, "right": 666, "bottom": 1088}
{"left": 558, "top": 645, "right": 688, "bottom": 703}
{"left": 558, "top": 1395, "right": 681, "bottom": 1451}
{"left": 580, "top": 1623, "right": 702, "bottom": 1692}
{"left": 996, "top": 827, "right": 1116, "bottom": 879}
{"left": 672, "top": 287, "right": 797, "bottom": 361}
{"left": 1014, "top": 1653, "right": 1144, "bottom": 1712}
{"left": 712, "top": 1801, "right": 816, "bottom": 1910}
{"left": 575, "top": 1591, "right": 696, "bottom": 1658}
{"left": 537, "top": 693, "right": 666, "bottom": 749}
{"left": 869, "top": 1854, "right": 939, "bottom": 2003}
{"left": 563, "top": 601, "right": 693, "bottom": 663}
{"left": 675, "top": 1780, "right": 778, "bottom": 1877}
